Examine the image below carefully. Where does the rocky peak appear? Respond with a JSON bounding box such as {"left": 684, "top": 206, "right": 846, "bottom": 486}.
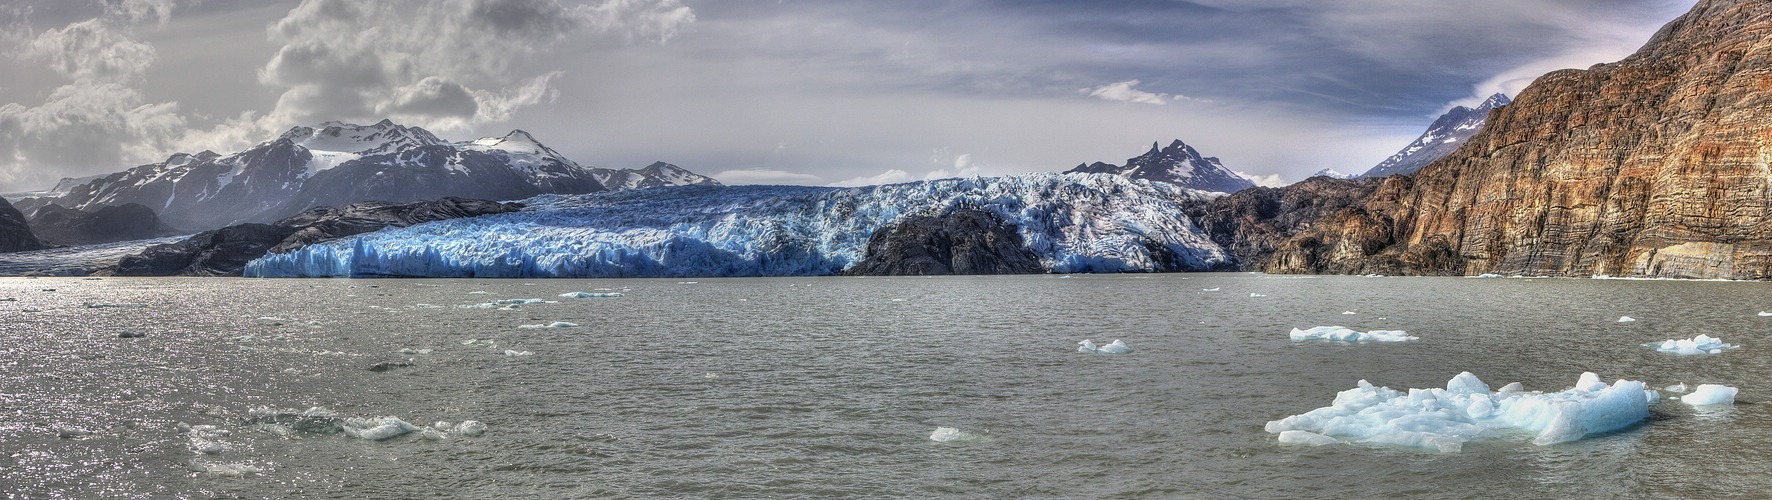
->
{"left": 1065, "top": 139, "right": 1254, "bottom": 193}
{"left": 1359, "top": 92, "right": 1511, "bottom": 178}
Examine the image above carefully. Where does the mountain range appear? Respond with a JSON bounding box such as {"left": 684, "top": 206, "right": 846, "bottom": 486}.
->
{"left": 8, "top": 120, "right": 718, "bottom": 232}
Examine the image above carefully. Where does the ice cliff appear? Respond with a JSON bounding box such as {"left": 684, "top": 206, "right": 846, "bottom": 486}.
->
{"left": 243, "top": 173, "right": 1229, "bottom": 278}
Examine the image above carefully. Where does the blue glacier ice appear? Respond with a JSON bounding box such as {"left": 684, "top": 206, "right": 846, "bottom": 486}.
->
{"left": 244, "top": 173, "right": 1229, "bottom": 278}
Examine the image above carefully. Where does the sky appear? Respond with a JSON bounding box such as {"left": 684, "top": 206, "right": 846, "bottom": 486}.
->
{"left": 0, "top": 0, "right": 1700, "bottom": 192}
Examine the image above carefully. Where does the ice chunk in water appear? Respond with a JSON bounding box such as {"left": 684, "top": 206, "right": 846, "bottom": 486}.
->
{"left": 1681, "top": 384, "right": 1737, "bottom": 406}
{"left": 503, "top": 350, "right": 534, "bottom": 356}
{"left": 1277, "top": 430, "right": 1339, "bottom": 446}
{"left": 1645, "top": 335, "right": 1737, "bottom": 355}
{"left": 1617, "top": 316, "right": 1635, "bottom": 323}
{"left": 560, "top": 292, "right": 623, "bottom": 298}
{"left": 1076, "top": 339, "right": 1131, "bottom": 354}
{"left": 342, "top": 417, "right": 416, "bottom": 441}
{"left": 518, "top": 321, "right": 578, "bottom": 329}
{"left": 1759, "top": 311, "right": 1772, "bottom": 317}
{"left": 1289, "top": 326, "right": 1416, "bottom": 343}
{"left": 454, "top": 420, "right": 487, "bottom": 437}
{"left": 496, "top": 298, "right": 548, "bottom": 305}
{"left": 1665, "top": 382, "right": 1689, "bottom": 393}
{"left": 1265, "top": 371, "right": 1651, "bottom": 452}
{"left": 929, "top": 427, "right": 983, "bottom": 442}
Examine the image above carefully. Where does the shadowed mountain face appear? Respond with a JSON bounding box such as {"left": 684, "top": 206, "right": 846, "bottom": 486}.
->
{"left": 1068, "top": 140, "right": 1255, "bottom": 193}
{"left": 1360, "top": 94, "right": 1510, "bottom": 179}
{"left": 1240, "top": 0, "right": 1772, "bottom": 279}
{"left": 26, "top": 203, "right": 181, "bottom": 246}
{"left": 0, "top": 197, "right": 44, "bottom": 253}
{"left": 14, "top": 121, "right": 719, "bottom": 232}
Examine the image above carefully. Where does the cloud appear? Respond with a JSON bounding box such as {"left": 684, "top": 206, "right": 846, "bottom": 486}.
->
{"left": 1080, "top": 80, "right": 1173, "bottom": 105}
{"left": 102, "top": 0, "right": 177, "bottom": 26}
{"left": 923, "top": 153, "right": 982, "bottom": 180}
{"left": 712, "top": 168, "right": 822, "bottom": 185}
{"left": 1235, "top": 170, "right": 1289, "bottom": 188}
{"left": 0, "top": 12, "right": 185, "bottom": 189}
{"left": 246, "top": 0, "right": 695, "bottom": 136}
{"left": 828, "top": 169, "right": 913, "bottom": 187}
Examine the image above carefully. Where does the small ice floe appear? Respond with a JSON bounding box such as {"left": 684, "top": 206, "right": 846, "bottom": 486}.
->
{"left": 1617, "top": 316, "right": 1636, "bottom": 323}
{"left": 53, "top": 424, "right": 91, "bottom": 439}
{"left": 929, "top": 427, "right": 984, "bottom": 443}
{"left": 396, "top": 348, "right": 434, "bottom": 355}
{"left": 1202, "top": 287, "right": 1220, "bottom": 292}
{"left": 1077, "top": 339, "right": 1131, "bottom": 354}
{"left": 1289, "top": 326, "right": 1416, "bottom": 343}
{"left": 678, "top": 281, "right": 699, "bottom": 285}
{"left": 84, "top": 302, "right": 146, "bottom": 308}
{"left": 1475, "top": 273, "right": 1503, "bottom": 278}
{"left": 1265, "top": 371, "right": 1651, "bottom": 452}
{"left": 1645, "top": 335, "right": 1738, "bottom": 355}
{"left": 1759, "top": 311, "right": 1772, "bottom": 317}
{"left": 414, "top": 304, "right": 444, "bottom": 309}
{"left": 468, "top": 291, "right": 490, "bottom": 295}
{"left": 1341, "top": 311, "right": 1357, "bottom": 315}
{"left": 462, "top": 339, "right": 496, "bottom": 347}
{"left": 189, "top": 462, "right": 263, "bottom": 477}
{"left": 1665, "top": 382, "right": 1689, "bottom": 393}
{"left": 503, "top": 350, "right": 534, "bottom": 356}
{"left": 518, "top": 321, "right": 578, "bottom": 329}
{"left": 1250, "top": 293, "right": 1268, "bottom": 297}
{"left": 1681, "top": 384, "right": 1738, "bottom": 406}
{"left": 342, "top": 417, "right": 417, "bottom": 441}
{"left": 559, "top": 292, "right": 623, "bottom": 298}
{"left": 496, "top": 298, "right": 549, "bottom": 305}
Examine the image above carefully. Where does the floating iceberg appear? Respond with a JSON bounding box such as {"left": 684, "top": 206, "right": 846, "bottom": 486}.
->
{"left": 1250, "top": 293, "right": 1267, "bottom": 297}
{"left": 1077, "top": 339, "right": 1131, "bottom": 354}
{"left": 1341, "top": 311, "right": 1357, "bottom": 315}
{"left": 1760, "top": 311, "right": 1772, "bottom": 317}
{"left": 342, "top": 417, "right": 417, "bottom": 441}
{"left": 1645, "top": 335, "right": 1737, "bottom": 355}
{"left": 1617, "top": 316, "right": 1636, "bottom": 323}
{"left": 1265, "top": 372, "right": 1652, "bottom": 452}
{"left": 1289, "top": 326, "right": 1416, "bottom": 343}
{"left": 1681, "top": 384, "right": 1737, "bottom": 406}
{"left": 243, "top": 174, "right": 1229, "bottom": 278}
{"left": 559, "top": 292, "right": 623, "bottom": 298}
{"left": 518, "top": 321, "right": 577, "bottom": 329}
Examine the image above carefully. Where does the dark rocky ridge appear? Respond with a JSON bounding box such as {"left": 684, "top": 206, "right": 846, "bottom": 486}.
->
{"left": 843, "top": 209, "right": 1045, "bottom": 276}
{"left": 27, "top": 203, "right": 180, "bottom": 246}
{"left": 1188, "top": 177, "right": 1384, "bottom": 272}
{"left": 0, "top": 197, "right": 45, "bottom": 253}
{"left": 116, "top": 197, "right": 521, "bottom": 276}
{"left": 1068, "top": 140, "right": 1256, "bottom": 193}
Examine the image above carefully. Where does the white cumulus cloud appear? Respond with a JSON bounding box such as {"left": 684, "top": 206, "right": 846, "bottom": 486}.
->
{"left": 1080, "top": 80, "right": 1175, "bottom": 105}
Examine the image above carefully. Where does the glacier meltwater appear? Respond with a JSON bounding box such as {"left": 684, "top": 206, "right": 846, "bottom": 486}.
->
{"left": 244, "top": 174, "right": 1229, "bottom": 278}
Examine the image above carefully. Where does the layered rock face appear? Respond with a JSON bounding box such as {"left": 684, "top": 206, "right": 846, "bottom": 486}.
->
{"left": 1261, "top": 0, "right": 1772, "bottom": 279}
{"left": 842, "top": 209, "right": 1045, "bottom": 276}
{"left": 116, "top": 197, "right": 521, "bottom": 276}
{"left": 0, "top": 197, "right": 44, "bottom": 253}
{"left": 1188, "top": 177, "right": 1383, "bottom": 272}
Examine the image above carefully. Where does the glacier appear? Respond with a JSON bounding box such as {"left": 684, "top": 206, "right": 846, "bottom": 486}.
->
{"left": 244, "top": 173, "right": 1229, "bottom": 278}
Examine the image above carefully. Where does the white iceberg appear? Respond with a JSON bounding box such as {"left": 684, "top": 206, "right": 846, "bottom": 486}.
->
{"left": 503, "top": 350, "right": 534, "bottom": 356}
{"left": 929, "top": 427, "right": 983, "bottom": 442}
{"left": 1617, "top": 316, "right": 1636, "bottom": 323}
{"left": 495, "top": 298, "right": 548, "bottom": 305}
{"left": 1265, "top": 372, "right": 1652, "bottom": 452}
{"left": 518, "top": 321, "right": 578, "bottom": 329}
{"left": 1250, "top": 293, "right": 1267, "bottom": 297}
{"left": 560, "top": 292, "right": 623, "bottom": 298}
{"left": 1645, "top": 335, "right": 1737, "bottom": 355}
{"left": 1759, "top": 311, "right": 1772, "bottom": 317}
{"left": 1341, "top": 311, "right": 1357, "bottom": 315}
{"left": 342, "top": 417, "right": 417, "bottom": 441}
{"left": 1681, "top": 384, "right": 1738, "bottom": 406}
{"left": 1289, "top": 326, "right": 1416, "bottom": 343}
{"left": 454, "top": 420, "right": 487, "bottom": 437}
{"left": 1077, "top": 339, "right": 1131, "bottom": 354}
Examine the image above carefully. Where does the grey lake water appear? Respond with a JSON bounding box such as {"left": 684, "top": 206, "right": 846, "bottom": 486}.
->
{"left": 3, "top": 273, "right": 1771, "bottom": 498}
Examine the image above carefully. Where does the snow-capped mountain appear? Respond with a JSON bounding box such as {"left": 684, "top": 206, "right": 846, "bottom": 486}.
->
{"left": 14, "top": 120, "right": 719, "bottom": 231}
{"left": 1067, "top": 140, "right": 1255, "bottom": 194}
{"left": 1312, "top": 168, "right": 1354, "bottom": 179}
{"left": 593, "top": 162, "right": 720, "bottom": 190}
{"left": 243, "top": 173, "right": 1230, "bottom": 278}
{"left": 1359, "top": 93, "right": 1510, "bottom": 178}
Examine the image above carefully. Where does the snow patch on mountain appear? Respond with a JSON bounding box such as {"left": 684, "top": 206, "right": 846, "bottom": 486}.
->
{"left": 244, "top": 173, "right": 1228, "bottom": 278}
{"left": 1360, "top": 93, "right": 1510, "bottom": 178}
{"left": 1067, "top": 140, "right": 1255, "bottom": 193}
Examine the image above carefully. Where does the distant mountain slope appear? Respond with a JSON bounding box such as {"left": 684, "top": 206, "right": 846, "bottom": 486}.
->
{"left": 14, "top": 120, "right": 719, "bottom": 231}
{"left": 244, "top": 173, "right": 1230, "bottom": 278}
{"left": 1067, "top": 140, "right": 1256, "bottom": 193}
{"left": 1359, "top": 94, "right": 1510, "bottom": 178}
{"left": 0, "top": 197, "right": 44, "bottom": 253}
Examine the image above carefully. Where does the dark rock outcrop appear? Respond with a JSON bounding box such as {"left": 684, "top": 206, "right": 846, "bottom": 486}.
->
{"left": 843, "top": 209, "right": 1045, "bottom": 276}
{"left": 1254, "top": 0, "right": 1772, "bottom": 279}
{"left": 0, "top": 197, "right": 45, "bottom": 253}
{"left": 27, "top": 203, "right": 180, "bottom": 246}
{"left": 116, "top": 197, "right": 522, "bottom": 276}
{"left": 1188, "top": 176, "right": 1382, "bottom": 271}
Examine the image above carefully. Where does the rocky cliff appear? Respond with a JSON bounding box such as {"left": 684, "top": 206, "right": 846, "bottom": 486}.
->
{"left": 0, "top": 197, "right": 44, "bottom": 253}
{"left": 1255, "top": 0, "right": 1772, "bottom": 279}
{"left": 27, "top": 203, "right": 180, "bottom": 246}
{"left": 842, "top": 209, "right": 1045, "bottom": 276}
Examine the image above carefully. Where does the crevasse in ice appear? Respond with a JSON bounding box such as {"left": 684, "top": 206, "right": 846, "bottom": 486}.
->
{"left": 243, "top": 173, "right": 1228, "bottom": 278}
